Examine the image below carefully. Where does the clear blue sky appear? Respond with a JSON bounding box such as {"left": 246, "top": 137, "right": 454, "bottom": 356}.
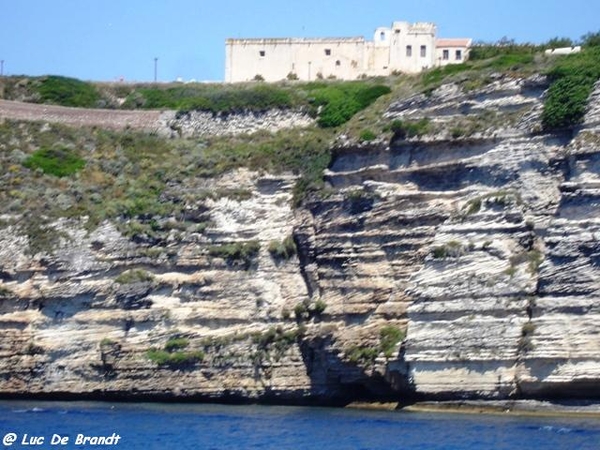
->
{"left": 1, "top": 0, "right": 598, "bottom": 82}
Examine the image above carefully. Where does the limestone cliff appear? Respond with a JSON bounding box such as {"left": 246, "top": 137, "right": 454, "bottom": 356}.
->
{"left": 1, "top": 76, "right": 600, "bottom": 404}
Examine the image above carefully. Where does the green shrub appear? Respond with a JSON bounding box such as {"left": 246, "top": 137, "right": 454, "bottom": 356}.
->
{"left": 147, "top": 335, "right": 204, "bottom": 367}
{"left": 582, "top": 31, "right": 600, "bottom": 47}
{"left": 451, "top": 127, "right": 466, "bottom": 138}
{"left": 379, "top": 326, "right": 405, "bottom": 358}
{"left": 268, "top": 235, "right": 297, "bottom": 260}
{"left": 541, "top": 37, "right": 574, "bottom": 49}
{"left": 313, "top": 299, "right": 327, "bottom": 315}
{"left": 360, "top": 129, "right": 377, "bottom": 141}
{"left": 422, "top": 63, "right": 471, "bottom": 86}
{"left": 463, "top": 198, "right": 482, "bottom": 215}
{"left": 346, "top": 346, "right": 378, "bottom": 365}
{"left": 390, "top": 118, "right": 430, "bottom": 139}
{"left": 147, "top": 348, "right": 204, "bottom": 366}
{"left": 0, "top": 285, "right": 12, "bottom": 298}
{"left": 542, "top": 47, "right": 600, "bottom": 130}
{"left": 23, "top": 147, "right": 85, "bottom": 177}
{"left": 115, "top": 269, "right": 155, "bottom": 284}
{"left": 528, "top": 250, "right": 544, "bottom": 273}
{"left": 100, "top": 337, "right": 116, "bottom": 346}
{"left": 469, "top": 43, "right": 539, "bottom": 61}
{"left": 294, "top": 301, "right": 309, "bottom": 321}
{"left": 164, "top": 337, "right": 189, "bottom": 351}
{"left": 431, "top": 241, "right": 464, "bottom": 259}
{"left": 312, "top": 83, "right": 391, "bottom": 128}
{"left": 36, "top": 75, "right": 100, "bottom": 107}
{"left": 127, "top": 84, "right": 294, "bottom": 113}
{"left": 208, "top": 240, "right": 260, "bottom": 268}
{"left": 519, "top": 322, "right": 536, "bottom": 353}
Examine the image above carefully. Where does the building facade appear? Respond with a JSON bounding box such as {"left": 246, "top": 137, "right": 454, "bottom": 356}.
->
{"left": 225, "top": 22, "right": 471, "bottom": 82}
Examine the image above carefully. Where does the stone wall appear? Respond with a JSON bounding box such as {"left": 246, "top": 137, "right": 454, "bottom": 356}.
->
{"left": 159, "top": 109, "right": 314, "bottom": 138}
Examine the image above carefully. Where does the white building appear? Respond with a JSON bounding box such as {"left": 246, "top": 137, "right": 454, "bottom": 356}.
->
{"left": 225, "top": 22, "right": 471, "bottom": 82}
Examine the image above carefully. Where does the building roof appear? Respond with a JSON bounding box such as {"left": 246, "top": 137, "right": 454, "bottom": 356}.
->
{"left": 436, "top": 38, "right": 472, "bottom": 48}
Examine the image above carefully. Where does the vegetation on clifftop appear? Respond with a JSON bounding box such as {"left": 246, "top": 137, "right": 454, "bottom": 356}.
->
{"left": 542, "top": 46, "right": 600, "bottom": 130}
{"left": 0, "top": 120, "right": 333, "bottom": 248}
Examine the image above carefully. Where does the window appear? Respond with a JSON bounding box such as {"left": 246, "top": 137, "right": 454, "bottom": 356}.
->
{"left": 325, "top": 49, "right": 331, "bottom": 56}
{"left": 456, "top": 50, "right": 462, "bottom": 60}
{"left": 380, "top": 31, "right": 386, "bottom": 41}
{"left": 335, "top": 60, "right": 341, "bottom": 66}
{"left": 420, "top": 45, "right": 427, "bottom": 57}
{"left": 406, "top": 45, "right": 412, "bottom": 57}
{"left": 443, "top": 49, "right": 449, "bottom": 60}
{"left": 259, "top": 50, "right": 265, "bottom": 57}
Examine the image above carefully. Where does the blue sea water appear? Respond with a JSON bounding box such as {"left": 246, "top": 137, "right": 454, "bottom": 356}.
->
{"left": 0, "top": 401, "right": 598, "bottom": 450}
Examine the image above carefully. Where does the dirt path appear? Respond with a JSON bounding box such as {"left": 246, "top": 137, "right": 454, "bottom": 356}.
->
{"left": 0, "top": 99, "right": 169, "bottom": 132}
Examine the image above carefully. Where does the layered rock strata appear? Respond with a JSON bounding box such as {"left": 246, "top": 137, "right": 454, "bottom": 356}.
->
{"left": 1, "top": 77, "right": 600, "bottom": 403}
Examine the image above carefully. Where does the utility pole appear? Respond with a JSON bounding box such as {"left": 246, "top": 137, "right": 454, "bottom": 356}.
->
{"left": 154, "top": 57, "right": 158, "bottom": 83}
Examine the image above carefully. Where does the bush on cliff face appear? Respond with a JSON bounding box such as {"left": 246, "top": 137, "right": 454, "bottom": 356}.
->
{"left": 147, "top": 335, "right": 204, "bottom": 367}
{"left": 208, "top": 240, "right": 260, "bottom": 269}
{"left": 115, "top": 269, "right": 155, "bottom": 284}
{"left": 379, "top": 326, "right": 405, "bottom": 358}
{"left": 268, "top": 235, "right": 297, "bottom": 260}
{"left": 542, "top": 46, "right": 600, "bottom": 130}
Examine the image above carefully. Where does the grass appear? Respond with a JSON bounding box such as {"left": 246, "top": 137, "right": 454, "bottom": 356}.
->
{"left": 23, "top": 146, "right": 85, "bottom": 177}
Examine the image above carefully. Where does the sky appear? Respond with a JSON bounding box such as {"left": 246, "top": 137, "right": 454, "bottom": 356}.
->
{"left": 0, "top": 0, "right": 598, "bottom": 82}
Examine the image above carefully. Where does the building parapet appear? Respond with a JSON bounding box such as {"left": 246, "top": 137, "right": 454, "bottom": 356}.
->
{"left": 226, "top": 37, "right": 365, "bottom": 45}
{"left": 544, "top": 46, "right": 581, "bottom": 56}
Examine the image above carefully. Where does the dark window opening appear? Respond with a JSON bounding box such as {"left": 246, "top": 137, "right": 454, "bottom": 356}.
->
{"left": 259, "top": 50, "right": 265, "bottom": 57}
{"left": 456, "top": 50, "right": 462, "bottom": 60}
{"left": 420, "top": 45, "right": 426, "bottom": 57}
{"left": 406, "top": 45, "right": 412, "bottom": 57}
{"left": 325, "top": 49, "right": 331, "bottom": 56}
{"left": 335, "top": 60, "right": 341, "bottom": 66}
{"left": 380, "top": 31, "right": 386, "bottom": 41}
{"left": 443, "top": 50, "right": 449, "bottom": 60}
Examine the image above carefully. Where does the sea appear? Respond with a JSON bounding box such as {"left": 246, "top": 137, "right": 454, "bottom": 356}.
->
{"left": 0, "top": 401, "right": 598, "bottom": 450}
